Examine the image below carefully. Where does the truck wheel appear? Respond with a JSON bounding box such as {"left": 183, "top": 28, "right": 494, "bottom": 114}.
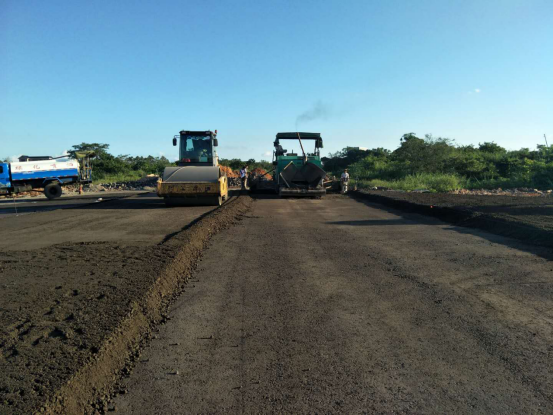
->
{"left": 44, "top": 182, "right": 62, "bottom": 200}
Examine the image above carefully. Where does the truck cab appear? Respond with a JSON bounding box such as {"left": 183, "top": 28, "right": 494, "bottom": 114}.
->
{"left": 0, "top": 163, "right": 10, "bottom": 195}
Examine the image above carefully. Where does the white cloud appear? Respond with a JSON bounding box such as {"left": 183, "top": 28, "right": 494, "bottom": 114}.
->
{"left": 475, "top": 88, "right": 481, "bottom": 93}
{"left": 263, "top": 151, "right": 272, "bottom": 157}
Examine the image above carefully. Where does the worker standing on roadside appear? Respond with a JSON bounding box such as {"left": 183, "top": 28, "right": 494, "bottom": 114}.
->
{"left": 240, "top": 165, "right": 248, "bottom": 190}
{"left": 341, "top": 169, "right": 350, "bottom": 194}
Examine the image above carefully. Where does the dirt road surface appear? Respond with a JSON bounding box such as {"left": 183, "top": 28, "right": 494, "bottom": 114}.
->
{"left": 0, "top": 191, "right": 145, "bottom": 219}
{"left": 357, "top": 190, "right": 553, "bottom": 235}
{"left": 112, "top": 195, "right": 553, "bottom": 413}
{"left": 0, "top": 193, "right": 215, "bottom": 250}
{"left": 0, "top": 193, "right": 228, "bottom": 413}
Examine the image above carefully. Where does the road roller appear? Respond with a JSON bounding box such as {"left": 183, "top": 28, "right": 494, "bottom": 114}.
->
{"left": 157, "top": 130, "right": 228, "bottom": 206}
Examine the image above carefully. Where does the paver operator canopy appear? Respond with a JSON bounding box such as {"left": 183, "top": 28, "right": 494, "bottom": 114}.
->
{"left": 273, "top": 132, "right": 323, "bottom": 158}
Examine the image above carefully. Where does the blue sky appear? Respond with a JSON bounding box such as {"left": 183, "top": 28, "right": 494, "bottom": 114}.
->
{"left": 1, "top": 0, "right": 552, "bottom": 161}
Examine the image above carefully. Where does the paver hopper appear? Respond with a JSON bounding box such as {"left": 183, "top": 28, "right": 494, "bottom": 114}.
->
{"left": 249, "top": 132, "right": 326, "bottom": 197}
{"left": 157, "top": 130, "right": 228, "bottom": 206}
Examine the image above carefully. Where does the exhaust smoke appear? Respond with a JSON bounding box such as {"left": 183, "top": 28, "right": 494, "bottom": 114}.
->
{"left": 295, "top": 100, "right": 331, "bottom": 129}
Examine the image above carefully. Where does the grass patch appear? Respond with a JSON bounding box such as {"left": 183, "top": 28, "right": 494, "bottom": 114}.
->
{"left": 355, "top": 173, "right": 466, "bottom": 192}
{"left": 92, "top": 171, "right": 144, "bottom": 184}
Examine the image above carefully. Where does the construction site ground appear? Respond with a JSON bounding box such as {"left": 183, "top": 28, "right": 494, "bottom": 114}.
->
{"left": 357, "top": 190, "right": 553, "bottom": 248}
{"left": 0, "top": 191, "right": 149, "bottom": 219}
{"left": 1, "top": 192, "right": 553, "bottom": 413}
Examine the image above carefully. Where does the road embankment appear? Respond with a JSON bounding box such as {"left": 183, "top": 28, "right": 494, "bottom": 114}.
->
{"left": 353, "top": 190, "right": 553, "bottom": 248}
{"left": 0, "top": 195, "right": 252, "bottom": 414}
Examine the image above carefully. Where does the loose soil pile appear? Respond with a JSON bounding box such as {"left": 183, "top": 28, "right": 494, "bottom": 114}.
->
{"left": 355, "top": 190, "right": 553, "bottom": 247}
{"left": 0, "top": 196, "right": 252, "bottom": 414}
{"left": 250, "top": 167, "right": 269, "bottom": 177}
{"left": 219, "top": 166, "right": 238, "bottom": 178}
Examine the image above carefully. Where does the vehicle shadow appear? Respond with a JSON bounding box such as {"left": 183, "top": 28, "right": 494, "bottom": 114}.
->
{"left": 0, "top": 194, "right": 138, "bottom": 216}
{"left": 0, "top": 190, "right": 244, "bottom": 214}
{"left": 248, "top": 191, "right": 279, "bottom": 199}
{"left": 74, "top": 190, "right": 244, "bottom": 210}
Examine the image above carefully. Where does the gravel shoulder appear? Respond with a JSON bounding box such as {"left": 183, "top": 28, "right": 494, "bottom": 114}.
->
{"left": 0, "top": 192, "right": 251, "bottom": 414}
{"left": 113, "top": 194, "right": 553, "bottom": 413}
{"left": 355, "top": 190, "right": 553, "bottom": 248}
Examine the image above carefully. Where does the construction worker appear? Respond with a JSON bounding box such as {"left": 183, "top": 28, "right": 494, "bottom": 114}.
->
{"left": 240, "top": 165, "right": 248, "bottom": 190}
{"left": 340, "top": 169, "right": 350, "bottom": 194}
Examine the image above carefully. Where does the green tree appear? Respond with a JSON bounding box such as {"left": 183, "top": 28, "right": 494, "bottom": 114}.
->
{"left": 68, "top": 143, "right": 110, "bottom": 160}
{"left": 478, "top": 142, "right": 506, "bottom": 154}
{"left": 392, "top": 133, "right": 426, "bottom": 174}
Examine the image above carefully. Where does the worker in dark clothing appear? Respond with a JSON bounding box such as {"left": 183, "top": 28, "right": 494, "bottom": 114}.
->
{"left": 240, "top": 165, "right": 248, "bottom": 190}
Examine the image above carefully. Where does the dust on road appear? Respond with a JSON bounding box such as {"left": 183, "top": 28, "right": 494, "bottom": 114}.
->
{"left": 114, "top": 195, "right": 553, "bottom": 414}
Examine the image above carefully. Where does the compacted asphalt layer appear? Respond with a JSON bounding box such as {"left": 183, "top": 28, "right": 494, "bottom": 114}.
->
{"left": 111, "top": 194, "right": 553, "bottom": 414}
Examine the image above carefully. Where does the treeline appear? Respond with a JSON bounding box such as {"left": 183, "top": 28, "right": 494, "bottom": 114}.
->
{"left": 9, "top": 137, "right": 551, "bottom": 191}
{"left": 68, "top": 143, "right": 274, "bottom": 182}
{"left": 69, "top": 143, "right": 174, "bottom": 182}
{"left": 323, "top": 133, "right": 553, "bottom": 191}
{"left": 218, "top": 158, "right": 272, "bottom": 172}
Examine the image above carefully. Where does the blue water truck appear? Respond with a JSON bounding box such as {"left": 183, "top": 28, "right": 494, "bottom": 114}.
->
{"left": 0, "top": 153, "right": 93, "bottom": 200}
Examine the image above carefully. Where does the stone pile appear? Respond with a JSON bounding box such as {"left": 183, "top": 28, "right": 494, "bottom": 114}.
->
{"left": 451, "top": 188, "right": 553, "bottom": 197}
{"left": 228, "top": 177, "right": 242, "bottom": 187}
{"left": 84, "top": 176, "right": 159, "bottom": 193}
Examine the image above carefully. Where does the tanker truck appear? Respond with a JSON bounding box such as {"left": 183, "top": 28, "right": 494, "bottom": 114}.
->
{"left": 0, "top": 153, "right": 93, "bottom": 199}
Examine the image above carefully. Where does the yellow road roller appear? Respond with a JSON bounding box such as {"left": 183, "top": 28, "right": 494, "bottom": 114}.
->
{"left": 157, "top": 130, "right": 228, "bottom": 206}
